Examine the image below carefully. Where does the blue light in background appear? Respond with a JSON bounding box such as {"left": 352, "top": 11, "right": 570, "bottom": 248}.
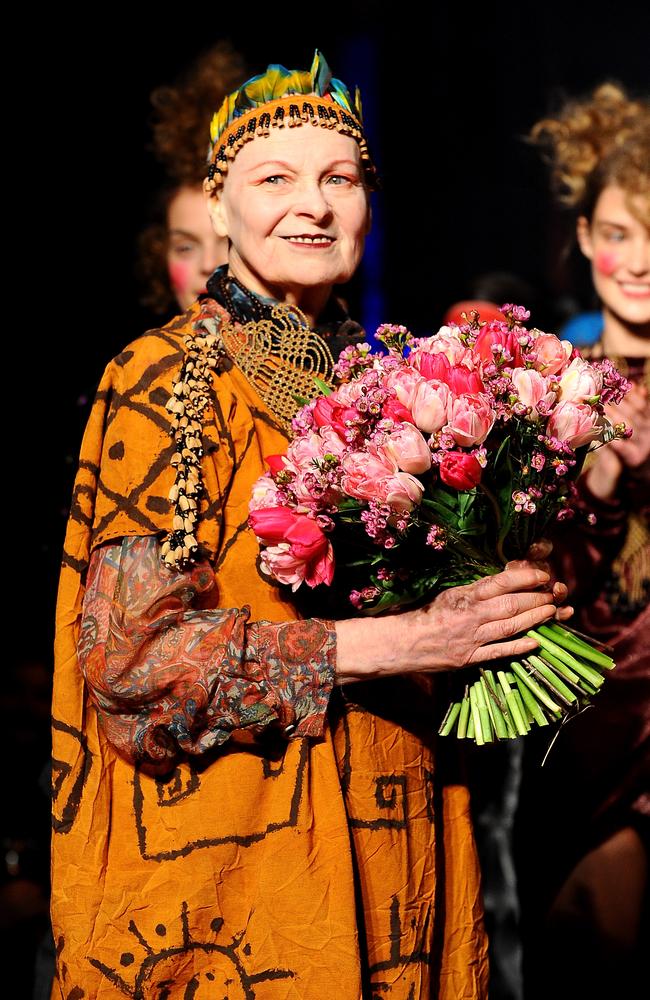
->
{"left": 338, "top": 35, "right": 385, "bottom": 348}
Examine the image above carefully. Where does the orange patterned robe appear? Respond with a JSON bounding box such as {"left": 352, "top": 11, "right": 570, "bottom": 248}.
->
{"left": 51, "top": 298, "right": 488, "bottom": 998}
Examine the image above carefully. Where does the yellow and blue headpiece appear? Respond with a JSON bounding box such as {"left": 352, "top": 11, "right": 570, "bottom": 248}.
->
{"left": 206, "top": 50, "right": 377, "bottom": 190}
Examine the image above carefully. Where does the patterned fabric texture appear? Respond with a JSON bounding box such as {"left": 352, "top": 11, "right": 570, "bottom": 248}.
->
{"left": 51, "top": 298, "right": 488, "bottom": 998}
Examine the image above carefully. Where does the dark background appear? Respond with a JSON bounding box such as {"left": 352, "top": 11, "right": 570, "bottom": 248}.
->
{"left": 7, "top": 2, "right": 649, "bottom": 993}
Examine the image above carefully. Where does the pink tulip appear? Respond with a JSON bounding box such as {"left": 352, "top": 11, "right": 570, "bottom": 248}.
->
{"left": 384, "top": 367, "right": 424, "bottom": 410}
{"left": 380, "top": 423, "right": 432, "bottom": 475}
{"left": 411, "top": 380, "right": 450, "bottom": 433}
{"left": 557, "top": 357, "right": 603, "bottom": 403}
{"left": 341, "top": 450, "right": 398, "bottom": 502}
{"left": 409, "top": 350, "right": 451, "bottom": 382}
{"left": 374, "top": 472, "right": 425, "bottom": 511}
{"left": 530, "top": 333, "right": 572, "bottom": 376}
{"left": 413, "top": 350, "right": 485, "bottom": 394}
{"left": 511, "top": 369, "right": 557, "bottom": 420}
{"left": 266, "top": 454, "right": 286, "bottom": 475}
{"left": 411, "top": 331, "right": 469, "bottom": 365}
{"left": 546, "top": 401, "right": 605, "bottom": 449}
{"left": 341, "top": 451, "right": 423, "bottom": 512}
{"left": 333, "top": 379, "right": 364, "bottom": 406}
{"left": 260, "top": 541, "right": 334, "bottom": 590}
{"left": 439, "top": 452, "right": 483, "bottom": 490}
{"left": 474, "top": 323, "right": 524, "bottom": 368}
{"left": 446, "top": 393, "right": 495, "bottom": 447}
{"left": 249, "top": 476, "right": 283, "bottom": 512}
{"left": 382, "top": 397, "right": 415, "bottom": 424}
{"left": 312, "top": 396, "right": 358, "bottom": 440}
{"left": 250, "top": 507, "right": 334, "bottom": 589}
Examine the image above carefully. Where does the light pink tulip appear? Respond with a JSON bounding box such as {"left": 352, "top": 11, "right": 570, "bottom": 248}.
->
{"left": 341, "top": 451, "right": 423, "bottom": 512}
{"left": 558, "top": 357, "right": 603, "bottom": 403}
{"left": 530, "top": 333, "right": 572, "bottom": 376}
{"left": 411, "top": 380, "right": 451, "bottom": 433}
{"left": 384, "top": 367, "right": 424, "bottom": 411}
{"left": 547, "top": 401, "right": 605, "bottom": 449}
{"left": 446, "top": 393, "right": 495, "bottom": 447}
{"left": 260, "top": 541, "right": 335, "bottom": 590}
{"left": 249, "top": 476, "right": 283, "bottom": 512}
{"left": 380, "top": 423, "right": 432, "bottom": 475}
{"left": 333, "top": 379, "right": 364, "bottom": 406}
{"left": 511, "top": 369, "right": 557, "bottom": 420}
{"left": 374, "top": 472, "right": 425, "bottom": 511}
{"left": 410, "top": 331, "right": 469, "bottom": 367}
{"left": 341, "top": 450, "right": 398, "bottom": 503}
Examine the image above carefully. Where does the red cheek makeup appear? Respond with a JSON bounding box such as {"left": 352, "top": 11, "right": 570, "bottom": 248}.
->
{"left": 168, "top": 261, "right": 190, "bottom": 293}
{"left": 594, "top": 251, "right": 618, "bottom": 276}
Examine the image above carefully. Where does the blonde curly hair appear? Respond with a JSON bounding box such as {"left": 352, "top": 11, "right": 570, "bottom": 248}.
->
{"left": 531, "top": 83, "right": 650, "bottom": 224}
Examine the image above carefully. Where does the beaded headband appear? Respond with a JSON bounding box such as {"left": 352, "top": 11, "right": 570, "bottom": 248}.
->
{"left": 205, "top": 49, "right": 377, "bottom": 191}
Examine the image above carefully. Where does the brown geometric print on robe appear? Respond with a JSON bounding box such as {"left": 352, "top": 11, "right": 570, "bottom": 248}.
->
{"left": 52, "top": 298, "right": 488, "bottom": 999}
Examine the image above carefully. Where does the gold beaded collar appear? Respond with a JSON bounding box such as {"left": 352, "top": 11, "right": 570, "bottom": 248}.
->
{"left": 161, "top": 300, "right": 336, "bottom": 570}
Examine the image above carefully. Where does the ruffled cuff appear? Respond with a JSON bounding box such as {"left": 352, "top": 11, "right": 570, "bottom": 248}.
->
{"left": 244, "top": 618, "right": 337, "bottom": 738}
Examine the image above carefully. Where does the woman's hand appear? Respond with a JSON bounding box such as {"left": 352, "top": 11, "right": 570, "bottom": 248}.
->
{"left": 517, "top": 538, "right": 571, "bottom": 618}
{"left": 335, "top": 562, "right": 566, "bottom": 684}
{"left": 586, "top": 383, "right": 650, "bottom": 501}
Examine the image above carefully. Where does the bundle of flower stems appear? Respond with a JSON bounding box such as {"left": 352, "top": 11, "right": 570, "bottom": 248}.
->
{"left": 438, "top": 621, "right": 615, "bottom": 744}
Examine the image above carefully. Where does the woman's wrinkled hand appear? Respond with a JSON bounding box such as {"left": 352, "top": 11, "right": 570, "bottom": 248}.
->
{"left": 509, "top": 538, "right": 572, "bottom": 619}
{"left": 335, "top": 561, "right": 568, "bottom": 683}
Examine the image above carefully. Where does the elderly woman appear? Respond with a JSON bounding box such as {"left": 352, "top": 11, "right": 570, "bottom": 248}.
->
{"left": 51, "top": 53, "right": 563, "bottom": 998}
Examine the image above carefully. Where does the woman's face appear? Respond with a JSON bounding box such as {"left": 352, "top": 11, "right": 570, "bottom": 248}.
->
{"left": 167, "top": 185, "right": 229, "bottom": 310}
{"left": 577, "top": 185, "right": 650, "bottom": 328}
{"left": 206, "top": 127, "right": 371, "bottom": 312}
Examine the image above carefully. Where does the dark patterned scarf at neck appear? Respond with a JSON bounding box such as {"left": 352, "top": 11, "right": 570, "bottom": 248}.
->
{"left": 204, "top": 264, "right": 366, "bottom": 361}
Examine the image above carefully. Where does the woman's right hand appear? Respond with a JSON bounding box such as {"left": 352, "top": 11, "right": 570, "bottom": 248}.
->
{"left": 335, "top": 563, "right": 565, "bottom": 683}
{"left": 585, "top": 382, "right": 649, "bottom": 501}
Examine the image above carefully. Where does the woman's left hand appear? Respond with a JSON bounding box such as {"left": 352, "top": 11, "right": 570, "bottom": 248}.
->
{"left": 510, "top": 538, "right": 572, "bottom": 620}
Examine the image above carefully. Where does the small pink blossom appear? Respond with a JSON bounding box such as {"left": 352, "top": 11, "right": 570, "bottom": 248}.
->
{"left": 426, "top": 524, "right": 447, "bottom": 549}
{"left": 594, "top": 358, "right": 632, "bottom": 405}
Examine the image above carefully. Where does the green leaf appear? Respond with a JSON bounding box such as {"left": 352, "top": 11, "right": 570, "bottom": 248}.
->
{"left": 313, "top": 377, "right": 334, "bottom": 397}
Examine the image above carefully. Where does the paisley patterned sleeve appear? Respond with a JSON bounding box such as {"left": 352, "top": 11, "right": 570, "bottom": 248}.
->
{"left": 78, "top": 535, "right": 336, "bottom": 773}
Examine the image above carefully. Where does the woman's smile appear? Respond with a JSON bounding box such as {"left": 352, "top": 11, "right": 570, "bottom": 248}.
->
{"left": 280, "top": 233, "right": 336, "bottom": 247}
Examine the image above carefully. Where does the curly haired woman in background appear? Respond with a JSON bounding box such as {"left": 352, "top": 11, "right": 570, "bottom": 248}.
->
{"left": 516, "top": 83, "right": 649, "bottom": 1000}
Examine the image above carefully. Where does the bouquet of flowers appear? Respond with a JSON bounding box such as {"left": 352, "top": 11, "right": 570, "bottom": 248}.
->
{"left": 249, "top": 305, "right": 631, "bottom": 744}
